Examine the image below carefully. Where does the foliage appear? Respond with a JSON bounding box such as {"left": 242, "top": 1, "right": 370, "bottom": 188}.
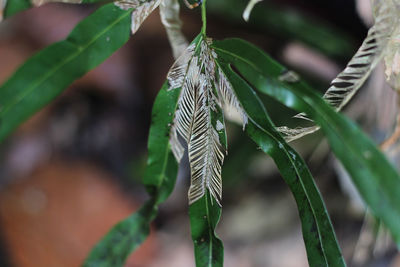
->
{"left": 1, "top": 0, "right": 400, "bottom": 266}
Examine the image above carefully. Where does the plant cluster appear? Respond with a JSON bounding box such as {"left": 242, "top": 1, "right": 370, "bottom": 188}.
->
{"left": 1, "top": 0, "right": 400, "bottom": 266}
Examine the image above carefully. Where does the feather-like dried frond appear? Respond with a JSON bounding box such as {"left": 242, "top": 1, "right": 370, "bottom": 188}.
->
{"left": 115, "top": 0, "right": 161, "bottom": 34}
{"left": 167, "top": 37, "right": 249, "bottom": 205}
{"left": 167, "top": 42, "right": 196, "bottom": 91}
{"left": 167, "top": 38, "right": 231, "bottom": 205}
{"left": 174, "top": 57, "right": 199, "bottom": 142}
{"left": 160, "top": 0, "right": 188, "bottom": 59}
{"left": 321, "top": 0, "right": 398, "bottom": 111}
{"left": 185, "top": 40, "right": 227, "bottom": 205}
{"left": 167, "top": 43, "right": 196, "bottom": 161}
{"left": 279, "top": 0, "right": 400, "bottom": 142}
{"left": 277, "top": 126, "right": 320, "bottom": 143}
{"left": 217, "top": 68, "right": 248, "bottom": 129}
{"left": 188, "top": 72, "right": 225, "bottom": 205}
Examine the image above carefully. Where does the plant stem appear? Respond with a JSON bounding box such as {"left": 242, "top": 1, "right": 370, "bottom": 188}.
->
{"left": 201, "top": 0, "right": 207, "bottom": 35}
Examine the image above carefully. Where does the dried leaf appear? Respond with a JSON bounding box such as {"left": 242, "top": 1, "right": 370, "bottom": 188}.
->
{"left": 167, "top": 43, "right": 196, "bottom": 161}
{"left": 115, "top": 0, "right": 161, "bottom": 34}
{"left": 277, "top": 126, "right": 320, "bottom": 143}
{"left": 160, "top": 0, "right": 188, "bottom": 59}
{"left": 323, "top": 0, "right": 398, "bottom": 110}
{"left": 280, "top": 0, "right": 400, "bottom": 141}
{"left": 167, "top": 38, "right": 247, "bottom": 205}
{"left": 217, "top": 68, "right": 248, "bottom": 129}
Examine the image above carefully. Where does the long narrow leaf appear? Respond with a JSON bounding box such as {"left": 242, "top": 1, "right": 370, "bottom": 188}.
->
{"left": 213, "top": 38, "right": 400, "bottom": 246}
{"left": 166, "top": 35, "right": 225, "bottom": 266}
{"left": 3, "top": 0, "right": 106, "bottom": 18}
{"left": 189, "top": 192, "right": 223, "bottom": 267}
{"left": 0, "top": 4, "right": 131, "bottom": 142}
{"left": 217, "top": 62, "right": 345, "bottom": 266}
{"left": 83, "top": 82, "right": 180, "bottom": 266}
{"left": 3, "top": 0, "right": 30, "bottom": 17}
{"left": 85, "top": 34, "right": 225, "bottom": 267}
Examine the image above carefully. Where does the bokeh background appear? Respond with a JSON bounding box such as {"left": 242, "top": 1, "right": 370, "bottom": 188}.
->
{"left": 0, "top": 0, "right": 400, "bottom": 266}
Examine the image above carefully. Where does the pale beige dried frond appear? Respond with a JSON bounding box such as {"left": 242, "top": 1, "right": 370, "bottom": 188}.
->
{"left": 160, "top": 0, "right": 188, "bottom": 59}
{"left": 186, "top": 40, "right": 226, "bottom": 205}
{"left": 167, "top": 43, "right": 196, "bottom": 161}
{"left": 217, "top": 68, "right": 248, "bottom": 129}
{"left": 187, "top": 71, "right": 225, "bottom": 205}
{"left": 277, "top": 126, "right": 320, "bottom": 143}
{"left": 280, "top": 0, "right": 400, "bottom": 142}
{"left": 115, "top": 0, "right": 161, "bottom": 34}
{"left": 167, "top": 39, "right": 222, "bottom": 205}
{"left": 167, "top": 38, "right": 249, "bottom": 205}
{"left": 173, "top": 57, "right": 199, "bottom": 142}
{"left": 167, "top": 44, "right": 195, "bottom": 92}
{"left": 322, "top": 0, "right": 398, "bottom": 110}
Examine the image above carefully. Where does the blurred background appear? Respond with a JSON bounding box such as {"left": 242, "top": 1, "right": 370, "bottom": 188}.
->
{"left": 0, "top": 0, "right": 399, "bottom": 266}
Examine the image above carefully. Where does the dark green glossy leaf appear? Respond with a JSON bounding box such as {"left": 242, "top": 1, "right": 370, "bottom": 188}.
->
{"left": 3, "top": 0, "right": 107, "bottom": 19}
{"left": 4, "top": 0, "right": 31, "bottom": 17}
{"left": 213, "top": 38, "right": 400, "bottom": 247}
{"left": 83, "top": 82, "right": 180, "bottom": 267}
{"left": 0, "top": 4, "right": 131, "bottom": 142}
{"left": 217, "top": 62, "right": 345, "bottom": 266}
{"left": 189, "top": 192, "right": 223, "bottom": 267}
{"left": 83, "top": 202, "right": 155, "bottom": 267}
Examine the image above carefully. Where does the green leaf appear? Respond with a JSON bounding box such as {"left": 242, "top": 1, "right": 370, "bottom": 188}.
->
{"left": 82, "top": 202, "right": 155, "bottom": 267}
{"left": 217, "top": 62, "right": 345, "bottom": 266}
{"left": 213, "top": 38, "right": 400, "bottom": 247}
{"left": 4, "top": 0, "right": 31, "bottom": 18}
{"left": 168, "top": 34, "right": 225, "bottom": 267}
{"left": 83, "top": 82, "right": 180, "bottom": 267}
{"left": 189, "top": 192, "right": 223, "bottom": 267}
{"left": 0, "top": 4, "right": 131, "bottom": 142}
{"left": 3, "top": 0, "right": 107, "bottom": 19}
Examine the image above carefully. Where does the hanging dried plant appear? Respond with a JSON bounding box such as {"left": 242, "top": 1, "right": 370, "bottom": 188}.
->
{"left": 167, "top": 37, "right": 247, "bottom": 205}
{"left": 280, "top": 0, "right": 400, "bottom": 142}
{"left": 115, "top": 0, "right": 162, "bottom": 34}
